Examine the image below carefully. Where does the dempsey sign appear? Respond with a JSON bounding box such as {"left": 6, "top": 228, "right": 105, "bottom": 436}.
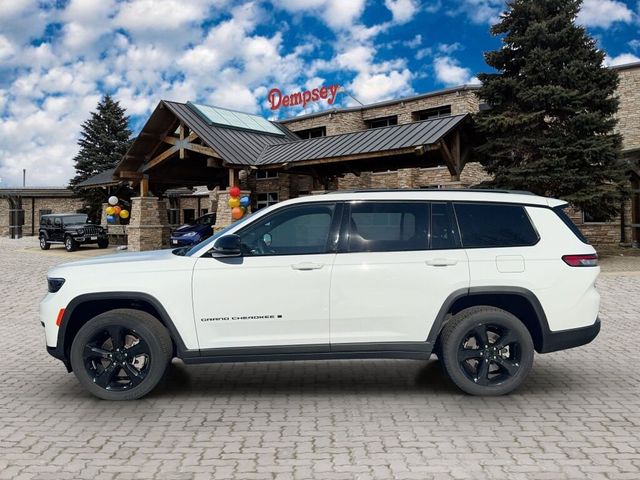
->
{"left": 267, "top": 84, "right": 340, "bottom": 110}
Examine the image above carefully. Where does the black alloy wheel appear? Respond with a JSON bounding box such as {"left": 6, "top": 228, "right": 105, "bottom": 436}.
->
{"left": 456, "top": 323, "right": 522, "bottom": 387}
{"left": 82, "top": 326, "right": 151, "bottom": 391}
{"left": 70, "top": 309, "right": 172, "bottom": 400}
{"left": 440, "top": 306, "right": 534, "bottom": 396}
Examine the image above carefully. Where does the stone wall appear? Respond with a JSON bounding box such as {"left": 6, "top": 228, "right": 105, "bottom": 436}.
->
{"left": 0, "top": 196, "right": 82, "bottom": 237}
{"left": 615, "top": 64, "right": 640, "bottom": 151}
{"left": 567, "top": 201, "right": 634, "bottom": 247}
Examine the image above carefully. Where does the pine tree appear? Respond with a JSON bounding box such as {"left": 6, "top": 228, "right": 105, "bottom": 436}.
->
{"left": 474, "top": 0, "right": 627, "bottom": 219}
{"left": 69, "top": 95, "right": 132, "bottom": 217}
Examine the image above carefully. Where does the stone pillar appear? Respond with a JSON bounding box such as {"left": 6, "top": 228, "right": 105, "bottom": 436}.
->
{"left": 208, "top": 187, "right": 219, "bottom": 215}
{"left": 127, "top": 197, "right": 170, "bottom": 252}
{"left": 100, "top": 203, "right": 109, "bottom": 227}
{"left": 213, "top": 189, "right": 251, "bottom": 230}
{"left": 398, "top": 168, "right": 416, "bottom": 189}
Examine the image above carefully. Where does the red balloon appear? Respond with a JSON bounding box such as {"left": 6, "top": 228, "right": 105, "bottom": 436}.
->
{"left": 229, "top": 186, "right": 241, "bottom": 198}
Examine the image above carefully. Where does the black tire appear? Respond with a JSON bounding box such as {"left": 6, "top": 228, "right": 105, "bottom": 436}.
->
{"left": 97, "top": 238, "right": 109, "bottom": 249}
{"left": 439, "top": 306, "right": 534, "bottom": 396}
{"left": 64, "top": 235, "right": 78, "bottom": 252}
{"left": 39, "top": 234, "right": 50, "bottom": 250}
{"left": 69, "top": 309, "right": 173, "bottom": 401}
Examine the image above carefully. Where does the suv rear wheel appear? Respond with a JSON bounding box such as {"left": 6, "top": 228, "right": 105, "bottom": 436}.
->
{"left": 440, "top": 306, "right": 534, "bottom": 396}
{"left": 39, "top": 234, "right": 50, "bottom": 250}
{"left": 69, "top": 309, "right": 173, "bottom": 400}
{"left": 64, "top": 235, "right": 78, "bottom": 252}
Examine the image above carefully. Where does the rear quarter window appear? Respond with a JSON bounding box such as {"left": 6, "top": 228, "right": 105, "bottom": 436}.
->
{"left": 454, "top": 203, "right": 539, "bottom": 248}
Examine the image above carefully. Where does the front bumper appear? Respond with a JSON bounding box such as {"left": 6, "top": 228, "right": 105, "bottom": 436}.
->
{"left": 539, "top": 317, "right": 601, "bottom": 353}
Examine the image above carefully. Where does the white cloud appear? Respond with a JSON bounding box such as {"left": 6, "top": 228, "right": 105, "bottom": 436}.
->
{"left": 577, "top": 0, "right": 633, "bottom": 29}
{"left": 385, "top": 0, "right": 420, "bottom": 24}
{"left": 434, "top": 56, "right": 479, "bottom": 86}
{"left": 604, "top": 53, "right": 640, "bottom": 66}
{"left": 272, "top": 0, "right": 366, "bottom": 30}
{"left": 404, "top": 34, "right": 422, "bottom": 48}
{"left": 455, "top": 0, "right": 503, "bottom": 25}
{"left": 349, "top": 69, "right": 413, "bottom": 104}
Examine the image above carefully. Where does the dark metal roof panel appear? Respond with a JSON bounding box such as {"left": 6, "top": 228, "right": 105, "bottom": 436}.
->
{"left": 162, "top": 101, "right": 298, "bottom": 166}
{"left": 257, "top": 114, "right": 468, "bottom": 165}
{"left": 76, "top": 168, "right": 118, "bottom": 188}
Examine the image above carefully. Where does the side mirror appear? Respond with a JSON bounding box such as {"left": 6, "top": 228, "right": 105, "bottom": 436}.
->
{"left": 210, "top": 234, "right": 242, "bottom": 257}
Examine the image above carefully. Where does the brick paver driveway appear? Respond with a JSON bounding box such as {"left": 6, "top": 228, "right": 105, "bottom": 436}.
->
{"left": 1, "top": 237, "right": 639, "bottom": 480}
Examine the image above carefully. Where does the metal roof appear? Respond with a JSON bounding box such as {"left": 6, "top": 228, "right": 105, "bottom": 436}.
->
{"left": 257, "top": 114, "right": 469, "bottom": 165}
{"left": 0, "top": 188, "right": 76, "bottom": 197}
{"left": 162, "top": 101, "right": 299, "bottom": 166}
{"left": 76, "top": 168, "right": 118, "bottom": 188}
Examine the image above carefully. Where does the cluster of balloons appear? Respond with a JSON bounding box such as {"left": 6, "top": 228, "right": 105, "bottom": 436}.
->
{"left": 228, "top": 186, "right": 250, "bottom": 220}
{"left": 106, "top": 196, "right": 130, "bottom": 224}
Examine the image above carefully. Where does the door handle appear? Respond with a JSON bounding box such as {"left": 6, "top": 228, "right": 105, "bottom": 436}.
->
{"left": 291, "top": 262, "right": 324, "bottom": 271}
{"left": 426, "top": 258, "right": 458, "bottom": 267}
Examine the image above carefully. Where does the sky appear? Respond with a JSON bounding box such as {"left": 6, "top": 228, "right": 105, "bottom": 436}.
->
{"left": 0, "top": 0, "right": 639, "bottom": 187}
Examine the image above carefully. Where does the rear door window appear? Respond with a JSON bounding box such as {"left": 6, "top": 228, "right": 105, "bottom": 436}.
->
{"left": 347, "top": 202, "right": 429, "bottom": 252}
{"left": 454, "top": 203, "right": 539, "bottom": 248}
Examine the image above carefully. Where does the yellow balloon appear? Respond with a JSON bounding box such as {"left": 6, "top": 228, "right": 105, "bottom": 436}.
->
{"left": 105, "top": 206, "right": 114, "bottom": 215}
{"left": 119, "top": 209, "right": 129, "bottom": 219}
{"left": 228, "top": 197, "right": 240, "bottom": 208}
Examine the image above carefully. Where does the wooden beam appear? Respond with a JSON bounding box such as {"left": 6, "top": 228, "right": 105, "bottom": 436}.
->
{"left": 183, "top": 142, "right": 223, "bottom": 159}
{"left": 228, "top": 168, "right": 239, "bottom": 187}
{"left": 140, "top": 175, "right": 149, "bottom": 197}
{"left": 179, "top": 123, "right": 185, "bottom": 160}
{"left": 439, "top": 139, "right": 459, "bottom": 179}
{"left": 143, "top": 145, "right": 178, "bottom": 172}
{"left": 118, "top": 170, "right": 144, "bottom": 180}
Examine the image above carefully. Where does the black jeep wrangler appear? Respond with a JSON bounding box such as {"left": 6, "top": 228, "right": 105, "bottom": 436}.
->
{"left": 39, "top": 213, "right": 109, "bottom": 252}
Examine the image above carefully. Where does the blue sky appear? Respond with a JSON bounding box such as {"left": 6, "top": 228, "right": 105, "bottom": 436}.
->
{"left": 0, "top": 0, "right": 639, "bottom": 187}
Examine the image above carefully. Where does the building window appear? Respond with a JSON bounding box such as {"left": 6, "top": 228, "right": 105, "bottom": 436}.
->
{"left": 183, "top": 209, "right": 196, "bottom": 224}
{"left": 256, "top": 170, "right": 279, "bottom": 180}
{"left": 413, "top": 105, "right": 452, "bottom": 121}
{"left": 295, "top": 126, "right": 326, "bottom": 139}
{"left": 583, "top": 209, "right": 610, "bottom": 224}
{"left": 200, "top": 208, "right": 208, "bottom": 216}
{"left": 366, "top": 116, "right": 398, "bottom": 129}
{"left": 256, "top": 192, "right": 279, "bottom": 209}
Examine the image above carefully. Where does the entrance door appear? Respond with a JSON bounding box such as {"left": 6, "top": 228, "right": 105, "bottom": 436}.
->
{"left": 330, "top": 201, "right": 469, "bottom": 346}
{"left": 192, "top": 202, "right": 340, "bottom": 350}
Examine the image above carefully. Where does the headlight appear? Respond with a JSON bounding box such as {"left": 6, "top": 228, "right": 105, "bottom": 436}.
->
{"left": 48, "top": 278, "right": 65, "bottom": 293}
{"left": 77, "top": 229, "right": 84, "bottom": 235}
{"left": 184, "top": 232, "right": 198, "bottom": 237}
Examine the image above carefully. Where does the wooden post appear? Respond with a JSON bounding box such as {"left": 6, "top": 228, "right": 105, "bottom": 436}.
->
{"left": 140, "top": 175, "right": 149, "bottom": 197}
{"left": 228, "top": 168, "right": 239, "bottom": 188}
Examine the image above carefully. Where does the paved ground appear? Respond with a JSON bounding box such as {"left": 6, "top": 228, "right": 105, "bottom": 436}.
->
{"left": 1, "top": 236, "right": 639, "bottom": 480}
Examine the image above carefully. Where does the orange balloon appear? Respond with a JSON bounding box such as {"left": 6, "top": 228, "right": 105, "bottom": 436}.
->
{"left": 231, "top": 207, "right": 244, "bottom": 220}
{"left": 113, "top": 206, "right": 122, "bottom": 215}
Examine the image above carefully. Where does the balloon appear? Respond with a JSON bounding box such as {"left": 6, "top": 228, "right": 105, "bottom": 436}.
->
{"left": 108, "top": 196, "right": 118, "bottom": 206}
{"left": 119, "top": 209, "right": 129, "bottom": 219}
{"left": 106, "top": 215, "right": 116, "bottom": 224}
{"left": 240, "top": 196, "right": 250, "bottom": 207}
{"left": 228, "top": 197, "right": 240, "bottom": 208}
{"left": 229, "top": 186, "right": 241, "bottom": 198}
{"left": 105, "top": 206, "right": 114, "bottom": 215}
{"left": 240, "top": 206, "right": 247, "bottom": 214}
{"left": 113, "top": 206, "right": 122, "bottom": 215}
{"left": 231, "top": 207, "right": 244, "bottom": 220}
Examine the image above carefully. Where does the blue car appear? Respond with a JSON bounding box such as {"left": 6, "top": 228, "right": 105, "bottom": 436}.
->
{"left": 170, "top": 213, "right": 216, "bottom": 246}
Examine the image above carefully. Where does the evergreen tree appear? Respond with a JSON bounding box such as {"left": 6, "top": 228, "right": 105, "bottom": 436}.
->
{"left": 69, "top": 95, "right": 132, "bottom": 217}
{"left": 474, "top": 0, "right": 627, "bottom": 219}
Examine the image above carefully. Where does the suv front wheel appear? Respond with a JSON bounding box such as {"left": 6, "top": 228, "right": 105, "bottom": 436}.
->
{"left": 69, "top": 309, "right": 173, "bottom": 400}
{"left": 440, "top": 306, "right": 534, "bottom": 396}
{"left": 64, "top": 235, "right": 78, "bottom": 252}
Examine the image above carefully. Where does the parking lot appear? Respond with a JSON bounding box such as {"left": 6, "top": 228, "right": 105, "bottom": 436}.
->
{"left": 1, "top": 236, "right": 639, "bottom": 480}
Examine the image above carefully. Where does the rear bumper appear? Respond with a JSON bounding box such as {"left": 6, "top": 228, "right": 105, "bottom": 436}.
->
{"left": 539, "top": 317, "right": 600, "bottom": 353}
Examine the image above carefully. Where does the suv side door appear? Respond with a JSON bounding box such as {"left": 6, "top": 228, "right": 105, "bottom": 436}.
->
{"left": 329, "top": 201, "right": 469, "bottom": 347}
{"left": 51, "top": 217, "right": 63, "bottom": 242}
{"left": 192, "top": 202, "right": 341, "bottom": 351}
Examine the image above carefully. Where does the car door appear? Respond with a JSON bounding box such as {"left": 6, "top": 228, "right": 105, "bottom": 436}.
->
{"left": 192, "top": 202, "right": 341, "bottom": 351}
{"left": 330, "top": 201, "right": 469, "bottom": 347}
{"left": 52, "top": 217, "right": 63, "bottom": 241}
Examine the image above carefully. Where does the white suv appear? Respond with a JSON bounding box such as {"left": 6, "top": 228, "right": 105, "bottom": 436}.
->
{"left": 41, "top": 190, "right": 600, "bottom": 400}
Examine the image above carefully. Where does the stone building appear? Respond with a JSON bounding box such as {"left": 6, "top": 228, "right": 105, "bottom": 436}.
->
{"left": 0, "top": 188, "right": 83, "bottom": 237}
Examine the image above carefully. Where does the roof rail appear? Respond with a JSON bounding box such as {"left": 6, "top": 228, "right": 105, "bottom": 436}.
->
{"left": 319, "top": 188, "right": 536, "bottom": 195}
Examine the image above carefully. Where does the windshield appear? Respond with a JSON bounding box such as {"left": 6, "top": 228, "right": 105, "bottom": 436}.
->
{"left": 195, "top": 214, "right": 215, "bottom": 225}
{"left": 177, "top": 213, "right": 255, "bottom": 257}
{"left": 62, "top": 214, "right": 88, "bottom": 225}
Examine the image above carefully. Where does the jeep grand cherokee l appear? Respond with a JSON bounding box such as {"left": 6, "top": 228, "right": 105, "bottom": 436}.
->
{"left": 41, "top": 190, "right": 600, "bottom": 400}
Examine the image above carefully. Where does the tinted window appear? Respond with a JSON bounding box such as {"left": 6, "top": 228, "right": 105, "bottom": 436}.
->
{"left": 554, "top": 206, "right": 589, "bottom": 244}
{"left": 348, "top": 202, "right": 428, "bottom": 252}
{"left": 239, "top": 204, "right": 335, "bottom": 256}
{"left": 430, "top": 203, "right": 457, "bottom": 249}
{"left": 454, "top": 203, "right": 538, "bottom": 248}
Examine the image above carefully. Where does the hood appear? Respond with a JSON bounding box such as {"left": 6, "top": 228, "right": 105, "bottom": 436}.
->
{"left": 55, "top": 248, "right": 176, "bottom": 269}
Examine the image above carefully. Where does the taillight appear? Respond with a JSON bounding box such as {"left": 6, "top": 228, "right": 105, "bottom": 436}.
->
{"left": 562, "top": 254, "right": 598, "bottom": 267}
